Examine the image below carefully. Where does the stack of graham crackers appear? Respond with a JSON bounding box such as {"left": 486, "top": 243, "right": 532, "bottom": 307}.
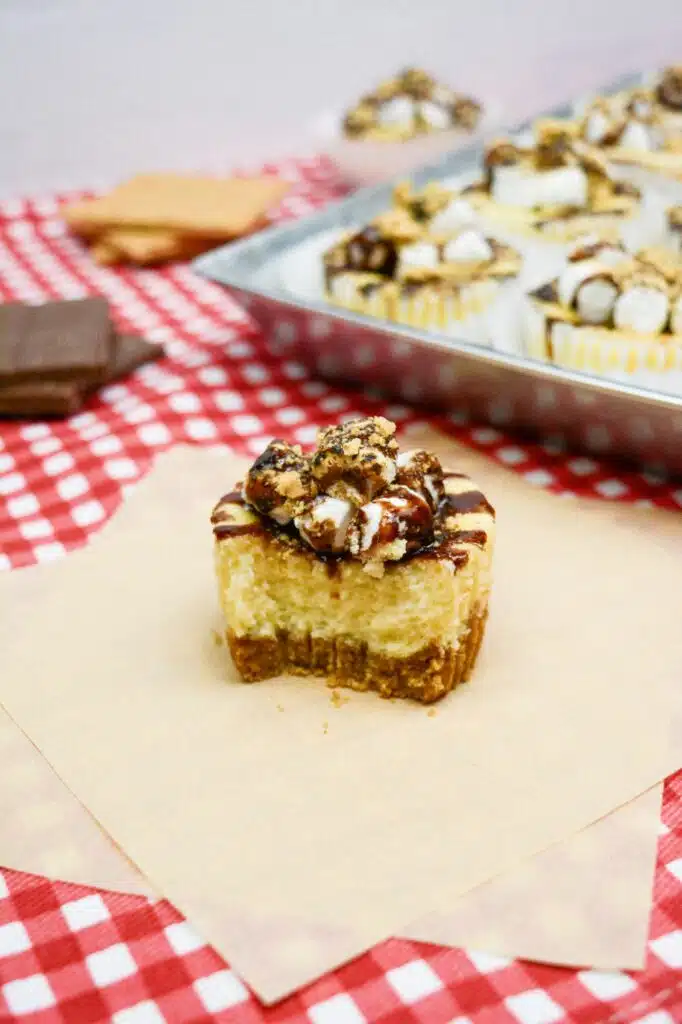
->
{"left": 0, "top": 298, "right": 163, "bottom": 418}
{"left": 62, "top": 173, "right": 290, "bottom": 266}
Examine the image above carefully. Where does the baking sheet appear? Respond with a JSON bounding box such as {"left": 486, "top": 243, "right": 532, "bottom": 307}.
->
{"left": 0, "top": 432, "right": 678, "bottom": 1002}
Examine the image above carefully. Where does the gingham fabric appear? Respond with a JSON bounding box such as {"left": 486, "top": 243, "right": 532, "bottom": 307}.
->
{"left": 0, "top": 157, "right": 681, "bottom": 1024}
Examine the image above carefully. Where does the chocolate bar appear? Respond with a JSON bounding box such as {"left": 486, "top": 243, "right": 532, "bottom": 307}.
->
{"left": 0, "top": 334, "right": 163, "bottom": 419}
{"left": 0, "top": 298, "right": 113, "bottom": 386}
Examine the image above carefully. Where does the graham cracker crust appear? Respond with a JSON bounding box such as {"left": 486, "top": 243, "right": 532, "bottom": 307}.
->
{"left": 226, "top": 607, "right": 488, "bottom": 704}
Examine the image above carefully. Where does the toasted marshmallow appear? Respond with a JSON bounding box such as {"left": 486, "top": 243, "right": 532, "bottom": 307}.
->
{"left": 429, "top": 197, "right": 477, "bottom": 234}
{"left": 397, "top": 241, "right": 440, "bottom": 273}
{"left": 614, "top": 283, "right": 670, "bottom": 334}
{"left": 395, "top": 449, "right": 444, "bottom": 510}
{"left": 378, "top": 96, "right": 414, "bottom": 127}
{"left": 584, "top": 107, "right": 615, "bottom": 145}
{"left": 575, "top": 277, "right": 618, "bottom": 324}
{"left": 419, "top": 100, "right": 451, "bottom": 130}
{"left": 618, "top": 119, "right": 659, "bottom": 152}
{"left": 443, "top": 229, "right": 493, "bottom": 263}
{"left": 629, "top": 91, "right": 656, "bottom": 119}
{"left": 349, "top": 485, "right": 433, "bottom": 563}
{"left": 295, "top": 496, "right": 356, "bottom": 553}
{"left": 491, "top": 165, "right": 588, "bottom": 209}
{"left": 558, "top": 259, "right": 608, "bottom": 307}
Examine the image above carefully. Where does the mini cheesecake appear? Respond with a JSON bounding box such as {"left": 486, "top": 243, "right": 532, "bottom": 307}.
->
{"left": 343, "top": 67, "right": 483, "bottom": 142}
{"left": 323, "top": 182, "right": 521, "bottom": 339}
{"left": 522, "top": 237, "right": 682, "bottom": 394}
{"left": 211, "top": 417, "right": 495, "bottom": 704}
{"left": 578, "top": 90, "right": 682, "bottom": 184}
{"left": 467, "top": 122, "right": 645, "bottom": 244}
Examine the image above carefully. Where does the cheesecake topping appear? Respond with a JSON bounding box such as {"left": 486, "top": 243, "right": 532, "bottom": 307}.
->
{"left": 347, "top": 485, "right": 433, "bottom": 565}
{"left": 342, "top": 67, "right": 483, "bottom": 142}
{"left": 243, "top": 440, "right": 318, "bottom": 524}
{"left": 395, "top": 449, "right": 445, "bottom": 510}
{"left": 232, "top": 418, "right": 465, "bottom": 573}
{"left": 323, "top": 181, "right": 521, "bottom": 292}
{"left": 532, "top": 245, "right": 682, "bottom": 335}
{"left": 581, "top": 93, "right": 667, "bottom": 153}
{"left": 481, "top": 122, "right": 641, "bottom": 220}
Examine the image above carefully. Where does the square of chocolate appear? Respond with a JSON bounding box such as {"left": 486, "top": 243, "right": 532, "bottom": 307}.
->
{"left": 0, "top": 298, "right": 113, "bottom": 386}
{"left": 0, "top": 333, "right": 163, "bottom": 419}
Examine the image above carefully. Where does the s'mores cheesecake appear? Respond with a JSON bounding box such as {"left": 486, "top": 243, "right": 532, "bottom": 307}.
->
{"left": 343, "top": 67, "right": 483, "bottom": 142}
{"left": 211, "top": 417, "right": 495, "bottom": 703}
{"left": 468, "top": 123, "right": 646, "bottom": 246}
{"left": 578, "top": 90, "right": 682, "bottom": 199}
{"left": 522, "top": 237, "right": 682, "bottom": 394}
{"left": 323, "top": 182, "right": 521, "bottom": 340}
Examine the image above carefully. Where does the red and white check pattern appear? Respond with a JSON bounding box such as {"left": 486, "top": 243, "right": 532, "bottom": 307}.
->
{"left": 1, "top": 156, "right": 681, "bottom": 1024}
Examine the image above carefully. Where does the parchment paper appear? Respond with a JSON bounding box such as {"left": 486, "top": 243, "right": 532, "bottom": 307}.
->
{"left": 0, "top": 436, "right": 679, "bottom": 1002}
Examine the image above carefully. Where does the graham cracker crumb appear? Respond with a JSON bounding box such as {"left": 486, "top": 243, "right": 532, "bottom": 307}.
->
{"left": 276, "top": 703, "right": 285, "bottom": 713}
{"left": 211, "top": 629, "right": 224, "bottom": 646}
{"left": 323, "top": 721, "right": 329, "bottom": 734}
{"left": 427, "top": 708, "right": 438, "bottom": 718}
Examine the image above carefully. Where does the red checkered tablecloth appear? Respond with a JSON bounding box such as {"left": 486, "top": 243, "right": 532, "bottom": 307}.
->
{"left": 1, "top": 157, "right": 681, "bottom": 1024}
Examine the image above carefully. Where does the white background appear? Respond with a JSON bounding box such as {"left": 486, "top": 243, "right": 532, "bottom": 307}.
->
{"left": 0, "top": 0, "right": 681, "bottom": 198}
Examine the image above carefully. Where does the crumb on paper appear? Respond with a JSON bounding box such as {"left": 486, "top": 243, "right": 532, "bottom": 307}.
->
{"left": 211, "top": 629, "right": 224, "bottom": 646}
{"left": 276, "top": 703, "right": 285, "bottom": 713}
{"left": 323, "top": 721, "right": 329, "bottom": 734}
{"left": 427, "top": 708, "right": 437, "bottom": 718}
{"left": 330, "top": 689, "right": 350, "bottom": 709}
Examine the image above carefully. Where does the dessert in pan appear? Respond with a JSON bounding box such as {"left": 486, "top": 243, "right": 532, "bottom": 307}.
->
{"left": 322, "top": 182, "right": 521, "bottom": 339}
{"left": 212, "top": 417, "right": 495, "bottom": 704}
{"left": 522, "top": 234, "right": 682, "bottom": 395}
{"left": 342, "top": 67, "right": 483, "bottom": 143}
{"left": 467, "top": 122, "right": 647, "bottom": 245}
{"left": 578, "top": 88, "right": 682, "bottom": 179}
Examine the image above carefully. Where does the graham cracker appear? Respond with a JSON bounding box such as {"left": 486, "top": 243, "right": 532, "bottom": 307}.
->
{"left": 91, "top": 228, "right": 209, "bottom": 266}
{"left": 63, "top": 173, "right": 289, "bottom": 240}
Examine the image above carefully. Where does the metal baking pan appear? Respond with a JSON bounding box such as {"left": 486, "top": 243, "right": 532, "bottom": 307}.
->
{"left": 194, "top": 70, "right": 682, "bottom": 478}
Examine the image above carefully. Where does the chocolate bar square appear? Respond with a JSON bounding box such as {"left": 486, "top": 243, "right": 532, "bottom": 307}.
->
{"left": 0, "top": 297, "right": 113, "bottom": 385}
{"left": 0, "top": 334, "right": 163, "bottom": 419}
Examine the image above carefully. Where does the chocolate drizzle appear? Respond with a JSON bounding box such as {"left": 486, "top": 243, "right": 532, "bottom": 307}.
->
{"left": 531, "top": 282, "right": 558, "bottom": 303}
{"left": 442, "top": 490, "right": 494, "bottom": 516}
{"left": 213, "top": 478, "right": 493, "bottom": 572}
{"left": 213, "top": 523, "right": 264, "bottom": 539}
